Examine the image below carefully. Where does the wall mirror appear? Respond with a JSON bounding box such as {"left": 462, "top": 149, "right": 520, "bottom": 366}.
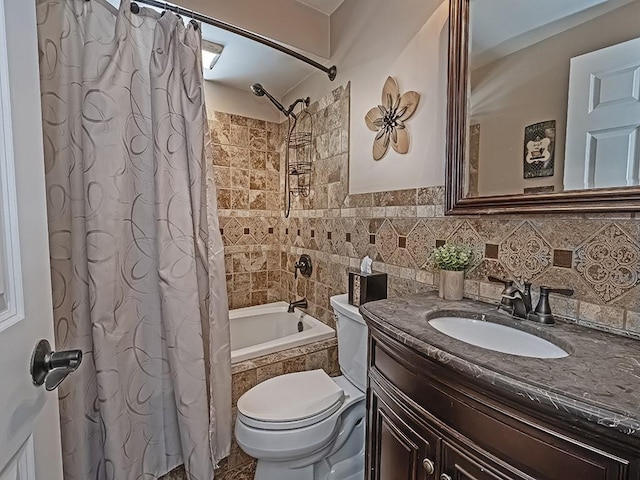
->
{"left": 446, "top": 0, "right": 640, "bottom": 214}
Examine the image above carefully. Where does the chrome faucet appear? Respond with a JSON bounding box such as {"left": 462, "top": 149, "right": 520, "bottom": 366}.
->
{"left": 288, "top": 297, "right": 308, "bottom": 313}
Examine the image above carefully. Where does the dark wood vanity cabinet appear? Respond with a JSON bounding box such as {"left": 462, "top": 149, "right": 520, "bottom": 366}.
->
{"left": 365, "top": 326, "right": 640, "bottom": 480}
{"left": 368, "top": 384, "right": 439, "bottom": 480}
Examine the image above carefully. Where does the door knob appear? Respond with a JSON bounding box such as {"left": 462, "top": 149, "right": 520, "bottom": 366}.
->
{"left": 422, "top": 458, "right": 435, "bottom": 475}
{"left": 30, "top": 339, "right": 82, "bottom": 391}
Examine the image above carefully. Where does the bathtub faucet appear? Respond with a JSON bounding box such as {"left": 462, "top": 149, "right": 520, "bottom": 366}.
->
{"left": 288, "top": 298, "right": 308, "bottom": 313}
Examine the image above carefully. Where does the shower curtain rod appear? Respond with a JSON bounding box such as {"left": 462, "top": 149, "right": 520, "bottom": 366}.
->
{"left": 106, "top": 0, "right": 337, "bottom": 81}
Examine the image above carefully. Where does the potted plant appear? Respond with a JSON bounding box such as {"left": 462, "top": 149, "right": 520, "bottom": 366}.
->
{"left": 431, "top": 243, "right": 472, "bottom": 300}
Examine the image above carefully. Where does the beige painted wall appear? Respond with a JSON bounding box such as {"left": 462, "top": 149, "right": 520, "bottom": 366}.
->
{"left": 283, "top": 0, "right": 448, "bottom": 195}
{"left": 470, "top": 1, "right": 640, "bottom": 197}
{"left": 204, "top": 82, "right": 283, "bottom": 123}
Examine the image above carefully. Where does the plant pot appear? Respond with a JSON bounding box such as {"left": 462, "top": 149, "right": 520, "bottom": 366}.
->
{"left": 438, "top": 270, "right": 464, "bottom": 300}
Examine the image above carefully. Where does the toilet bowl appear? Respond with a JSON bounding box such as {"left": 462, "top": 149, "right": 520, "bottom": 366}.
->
{"left": 235, "top": 294, "right": 368, "bottom": 480}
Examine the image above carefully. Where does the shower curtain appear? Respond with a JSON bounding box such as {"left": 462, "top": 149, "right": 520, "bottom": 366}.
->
{"left": 36, "top": 0, "right": 231, "bottom": 478}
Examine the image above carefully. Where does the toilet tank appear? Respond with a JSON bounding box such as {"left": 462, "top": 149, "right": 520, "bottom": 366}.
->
{"left": 330, "top": 294, "right": 368, "bottom": 392}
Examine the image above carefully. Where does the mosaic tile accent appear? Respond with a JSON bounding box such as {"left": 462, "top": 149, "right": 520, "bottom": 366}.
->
{"left": 485, "top": 244, "right": 499, "bottom": 259}
{"left": 376, "top": 220, "right": 398, "bottom": 262}
{"left": 553, "top": 249, "right": 573, "bottom": 268}
{"left": 575, "top": 224, "right": 640, "bottom": 302}
{"left": 223, "top": 218, "right": 243, "bottom": 245}
{"left": 351, "top": 219, "right": 372, "bottom": 258}
{"left": 499, "top": 222, "right": 552, "bottom": 281}
{"left": 406, "top": 220, "right": 435, "bottom": 268}
{"left": 446, "top": 220, "right": 483, "bottom": 271}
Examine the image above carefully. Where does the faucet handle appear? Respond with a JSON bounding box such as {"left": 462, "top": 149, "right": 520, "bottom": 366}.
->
{"left": 530, "top": 286, "right": 574, "bottom": 325}
{"left": 488, "top": 276, "right": 516, "bottom": 311}
{"left": 540, "top": 286, "right": 574, "bottom": 297}
{"left": 294, "top": 254, "right": 313, "bottom": 279}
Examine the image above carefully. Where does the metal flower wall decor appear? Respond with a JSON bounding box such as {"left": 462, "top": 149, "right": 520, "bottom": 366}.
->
{"left": 365, "top": 76, "right": 420, "bottom": 161}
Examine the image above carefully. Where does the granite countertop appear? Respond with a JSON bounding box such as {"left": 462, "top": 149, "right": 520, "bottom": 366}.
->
{"left": 360, "top": 292, "right": 640, "bottom": 444}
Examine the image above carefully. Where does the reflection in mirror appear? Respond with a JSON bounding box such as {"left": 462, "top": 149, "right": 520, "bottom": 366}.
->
{"left": 466, "top": 0, "right": 640, "bottom": 198}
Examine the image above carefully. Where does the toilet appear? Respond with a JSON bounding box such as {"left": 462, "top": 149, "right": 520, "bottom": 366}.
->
{"left": 235, "top": 294, "right": 368, "bottom": 480}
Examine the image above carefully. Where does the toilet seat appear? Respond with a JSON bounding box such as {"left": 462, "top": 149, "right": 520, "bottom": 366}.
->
{"left": 235, "top": 376, "right": 365, "bottom": 465}
{"left": 237, "top": 369, "right": 345, "bottom": 430}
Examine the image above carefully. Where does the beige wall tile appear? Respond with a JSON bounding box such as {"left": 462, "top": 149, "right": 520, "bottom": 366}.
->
{"left": 231, "top": 369, "right": 257, "bottom": 404}
{"left": 579, "top": 302, "right": 625, "bottom": 328}
{"left": 305, "top": 350, "right": 329, "bottom": 371}
{"left": 256, "top": 362, "right": 284, "bottom": 383}
{"left": 626, "top": 311, "right": 640, "bottom": 333}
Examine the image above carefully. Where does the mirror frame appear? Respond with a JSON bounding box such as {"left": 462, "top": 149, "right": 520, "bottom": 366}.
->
{"left": 445, "top": 0, "right": 640, "bottom": 215}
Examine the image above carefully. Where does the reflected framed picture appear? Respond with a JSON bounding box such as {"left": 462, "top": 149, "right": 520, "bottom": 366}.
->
{"left": 523, "top": 120, "right": 555, "bottom": 178}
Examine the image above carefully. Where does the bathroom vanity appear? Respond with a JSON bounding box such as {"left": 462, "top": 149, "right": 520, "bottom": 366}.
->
{"left": 360, "top": 293, "right": 640, "bottom": 480}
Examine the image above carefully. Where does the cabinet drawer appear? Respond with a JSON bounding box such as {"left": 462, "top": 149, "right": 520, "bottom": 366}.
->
{"left": 369, "top": 332, "right": 631, "bottom": 480}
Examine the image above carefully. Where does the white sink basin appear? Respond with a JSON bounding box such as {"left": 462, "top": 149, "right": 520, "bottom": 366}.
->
{"left": 428, "top": 317, "right": 568, "bottom": 359}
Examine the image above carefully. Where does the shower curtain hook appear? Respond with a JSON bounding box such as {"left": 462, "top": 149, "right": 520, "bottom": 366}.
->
{"left": 187, "top": 7, "right": 198, "bottom": 30}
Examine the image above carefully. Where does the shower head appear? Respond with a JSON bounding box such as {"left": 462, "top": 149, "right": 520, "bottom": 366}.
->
{"left": 250, "top": 82, "right": 291, "bottom": 118}
{"left": 251, "top": 83, "right": 265, "bottom": 97}
{"left": 251, "top": 83, "right": 310, "bottom": 120}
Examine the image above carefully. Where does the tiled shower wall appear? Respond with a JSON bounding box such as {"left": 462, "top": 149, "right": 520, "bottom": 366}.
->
{"left": 279, "top": 84, "right": 640, "bottom": 337}
{"left": 209, "top": 112, "right": 283, "bottom": 309}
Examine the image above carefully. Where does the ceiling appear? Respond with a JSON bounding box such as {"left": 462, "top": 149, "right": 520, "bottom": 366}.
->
{"left": 198, "top": 22, "right": 322, "bottom": 98}
{"left": 295, "top": 0, "right": 346, "bottom": 15}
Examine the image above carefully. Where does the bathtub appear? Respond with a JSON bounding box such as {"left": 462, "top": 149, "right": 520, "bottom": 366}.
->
{"left": 230, "top": 302, "right": 336, "bottom": 363}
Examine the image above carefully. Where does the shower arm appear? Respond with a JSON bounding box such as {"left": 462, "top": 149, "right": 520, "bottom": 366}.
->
{"left": 282, "top": 97, "right": 310, "bottom": 120}
{"left": 118, "top": 0, "right": 338, "bottom": 81}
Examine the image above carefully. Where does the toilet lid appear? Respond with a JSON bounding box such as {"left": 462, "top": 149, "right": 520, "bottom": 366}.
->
{"left": 237, "top": 369, "right": 344, "bottom": 422}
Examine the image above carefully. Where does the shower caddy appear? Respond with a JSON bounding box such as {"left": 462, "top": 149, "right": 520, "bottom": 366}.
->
{"left": 287, "top": 108, "right": 313, "bottom": 199}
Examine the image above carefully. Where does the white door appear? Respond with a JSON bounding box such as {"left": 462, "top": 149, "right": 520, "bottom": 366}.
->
{"left": 0, "top": 0, "right": 64, "bottom": 479}
{"left": 564, "top": 36, "right": 640, "bottom": 190}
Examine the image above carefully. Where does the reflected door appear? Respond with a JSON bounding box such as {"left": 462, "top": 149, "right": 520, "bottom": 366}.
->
{"left": 0, "top": 0, "right": 63, "bottom": 479}
{"left": 565, "top": 36, "right": 640, "bottom": 190}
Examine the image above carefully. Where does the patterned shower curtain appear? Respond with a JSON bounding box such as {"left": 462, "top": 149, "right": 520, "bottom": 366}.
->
{"left": 36, "top": 0, "right": 231, "bottom": 478}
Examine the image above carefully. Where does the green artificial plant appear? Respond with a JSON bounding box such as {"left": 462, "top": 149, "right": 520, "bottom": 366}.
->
{"left": 431, "top": 243, "right": 472, "bottom": 271}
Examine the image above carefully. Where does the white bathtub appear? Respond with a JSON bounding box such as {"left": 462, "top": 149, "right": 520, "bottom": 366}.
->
{"left": 230, "top": 302, "right": 336, "bottom": 363}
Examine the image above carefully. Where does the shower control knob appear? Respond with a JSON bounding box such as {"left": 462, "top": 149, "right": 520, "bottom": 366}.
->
{"left": 294, "top": 254, "right": 313, "bottom": 278}
{"left": 30, "top": 339, "right": 82, "bottom": 391}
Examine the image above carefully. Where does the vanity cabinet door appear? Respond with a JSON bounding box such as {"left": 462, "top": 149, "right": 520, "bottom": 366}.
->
{"left": 368, "top": 381, "right": 439, "bottom": 480}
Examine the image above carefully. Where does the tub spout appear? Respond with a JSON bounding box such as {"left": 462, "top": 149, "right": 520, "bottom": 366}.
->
{"left": 288, "top": 298, "right": 308, "bottom": 313}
